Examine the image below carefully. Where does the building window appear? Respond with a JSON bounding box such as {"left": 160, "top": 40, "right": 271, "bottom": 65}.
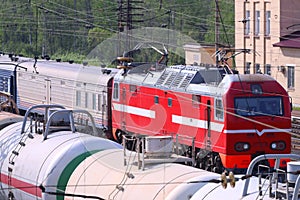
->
{"left": 113, "top": 82, "right": 119, "bottom": 100}
{"left": 245, "top": 62, "right": 251, "bottom": 74}
{"left": 288, "top": 66, "right": 295, "bottom": 89}
{"left": 255, "top": 10, "right": 260, "bottom": 36}
{"left": 264, "top": 64, "right": 271, "bottom": 75}
{"left": 193, "top": 54, "right": 200, "bottom": 64}
{"left": 265, "top": 11, "right": 271, "bottom": 36}
{"left": 255, "top": 63, "right": 261, "bottom": 74}
{"left": 245, "top": 10, "right": 250, "bottom": 35}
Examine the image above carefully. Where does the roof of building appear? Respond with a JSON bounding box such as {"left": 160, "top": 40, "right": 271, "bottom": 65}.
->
{"left": 273, "top": 31, "right": 300, "bottom": 49}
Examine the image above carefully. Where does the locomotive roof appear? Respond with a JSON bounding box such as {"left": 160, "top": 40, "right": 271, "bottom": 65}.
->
{"left": 116, "top": 64, "right": 276, "bottom": 91}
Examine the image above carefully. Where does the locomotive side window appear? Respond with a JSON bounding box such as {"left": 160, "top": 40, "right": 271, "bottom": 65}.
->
{"left": 215, "top": 98, "right": 224, "bottom": 121}
{"left": 235, "top": 96, "right": 283, "bottom": 116}
{"left": 168, "top": 98, "right": 172, "bottom": 107}
{"left": 154, "top": 96, "right": 159, "bottom": 104}
{"left": 130, "top": 84, "right": 137, "bottom": 92}
{"left": 192, "top": 94, "right": 201, "bottom": 107}
{"left": 113, "top": 82, "right": 119, "bottom": 101}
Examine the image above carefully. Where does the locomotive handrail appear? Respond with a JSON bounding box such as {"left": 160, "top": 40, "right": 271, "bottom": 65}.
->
{"left": 44, "top": 109, "right": 98, "bottom": 140}
{"left": 21, "top": 104, "right": 65, "bottom": 134}
{"left": 242, "top": 154, "right": 300, "bottom": 197}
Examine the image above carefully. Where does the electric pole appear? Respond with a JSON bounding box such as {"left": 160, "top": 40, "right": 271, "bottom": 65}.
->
{"left": 117, "top": 0, "right": 144, "bottom": 56}
{"left": 215, "top": 0, "right": 220, "bottom": 66}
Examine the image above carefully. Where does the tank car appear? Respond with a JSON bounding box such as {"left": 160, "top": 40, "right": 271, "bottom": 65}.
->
{"left": 0, "top": 104, "right": 123, "bottom": 199}
{"left": 111, "top": 63, "right": 292, "bottom": 173}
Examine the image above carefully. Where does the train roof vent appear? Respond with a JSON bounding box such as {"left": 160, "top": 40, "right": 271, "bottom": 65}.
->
{"left": 171, "top": 73, "right": 185, "bottom": 88}
{"left": 179, "top": 73, "right": 194, "bottom": 89}
{"left": 155, "top": 70, "right": 170, "bottom": 86}
{"left": 163, "top": 72, "right": 177, "bottom": 87}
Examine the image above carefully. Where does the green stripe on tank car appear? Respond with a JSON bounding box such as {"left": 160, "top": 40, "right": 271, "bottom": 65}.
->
{"left": 56, "top": 149, "right": 101, "bottom": 200}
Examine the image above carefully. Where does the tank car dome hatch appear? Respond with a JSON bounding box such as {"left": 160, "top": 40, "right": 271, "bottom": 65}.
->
{"left": 47, "top": 108, "right": 72, "bottom": 133}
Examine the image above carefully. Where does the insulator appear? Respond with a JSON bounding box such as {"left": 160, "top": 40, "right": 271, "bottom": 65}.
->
{"left": 221, "top": 172, "right": 227, "bottom": 189}
{"left": 229, "top": 171, "right": 235, "bottom": 188}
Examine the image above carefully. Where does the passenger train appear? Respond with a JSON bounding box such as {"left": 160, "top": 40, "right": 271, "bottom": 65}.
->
{"left": 0, "top": 53, "right": 292, "bottom": 173}
{"left": 0, "top": 104, "right": 299, "bottom": 200}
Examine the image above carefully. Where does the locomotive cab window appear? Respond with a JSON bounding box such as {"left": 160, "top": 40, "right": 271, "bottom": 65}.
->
{"left": 235, "top": 96, "right": 283, "bottom": 116}
{"left": 113, "top": 82, "right": 119, "bottom": 101}
{"left": 214, "top": 98, "right": 224, "bottom": 121}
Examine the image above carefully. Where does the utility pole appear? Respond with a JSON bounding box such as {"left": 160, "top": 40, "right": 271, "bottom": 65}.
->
{"left": 117, "top": 0, "right": 144, "bottom": 56}
{"left": 215, "top": 0, "right": 220, "bottom": 66}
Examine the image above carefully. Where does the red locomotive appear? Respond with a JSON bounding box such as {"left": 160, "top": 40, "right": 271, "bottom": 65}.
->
{"left": 111, "top": 61, "right": 292, "bottom": 173}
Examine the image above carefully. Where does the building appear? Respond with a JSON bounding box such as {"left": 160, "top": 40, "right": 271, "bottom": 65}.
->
{"left": 235, "top": 0, "right": 300, "bottom": 106}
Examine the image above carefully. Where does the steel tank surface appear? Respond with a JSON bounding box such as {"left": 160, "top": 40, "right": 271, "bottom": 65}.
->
{"left": 0, "top": 121, "right": 122, "bottom": 200}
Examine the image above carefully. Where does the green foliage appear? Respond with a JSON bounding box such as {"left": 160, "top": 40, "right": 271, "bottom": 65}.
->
{"left": 293, "top": 106, "right": 300, "bottom": 111}
{"left": 51, "top": 52, "right": 87, "bottom": 64}
{"left": 204, "top": 0, "right": 235, "bottom": 47}
{"left": 0, "top": 1, "right": 234, "bottom": 63}
{"left": 87, "top": 27, "right": 113, "bottom": 49}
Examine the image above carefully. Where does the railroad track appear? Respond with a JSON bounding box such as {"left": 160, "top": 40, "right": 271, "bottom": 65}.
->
{"left": 291, "top": 110, "right": 300, "bottom": 153}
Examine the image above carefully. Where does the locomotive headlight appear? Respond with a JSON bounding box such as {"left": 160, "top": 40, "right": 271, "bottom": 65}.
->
{"left": 271, "top": 143, "right": 277, "bottom": 149}
{"left": 235, "top": 142, "right": 250, "bottom": 152}
{"left": 243, "top": 143, "right": 249, "bottom": 150}
{"left": 270, "top": 141, "right": 286, "bottom": 150}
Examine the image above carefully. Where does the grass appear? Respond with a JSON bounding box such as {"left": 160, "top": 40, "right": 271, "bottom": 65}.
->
{"left": 293, "top": 107, "right": 300, "bottom": 111}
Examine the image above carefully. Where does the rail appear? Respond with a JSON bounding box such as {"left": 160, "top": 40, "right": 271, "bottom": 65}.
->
{"left": 292, "top": 115, "right": 300, "bottom": 153}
